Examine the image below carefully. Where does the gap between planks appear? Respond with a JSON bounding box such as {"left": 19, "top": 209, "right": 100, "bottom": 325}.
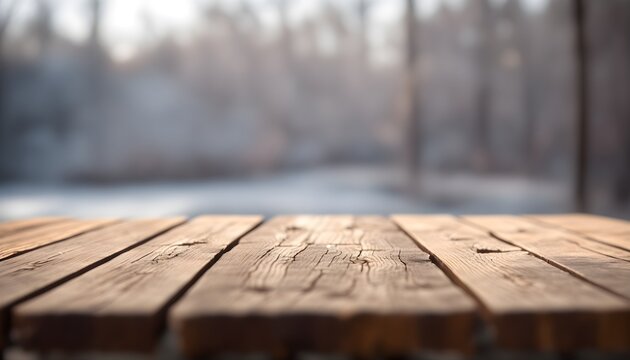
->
{"left": 0, "top": 218, "right": 186, "bottom": 349}
{"left": 13, "top": 216, "right": 262, "bottom": 352}
{"left": 462, "top": 215, "right": 630, "bottom": 301}
{"left": 0, "top": 218, "right": 118, "bottom": 261}
{"left": 392, "top": 215, "right": 630, "bottom": 352}
{"left": 0, "top": 218, "right": 68, "bottom": 238}
{"left": 170, "top": 216, "right": 477, "bottom": 358}
{"left": 530, "top": 214, "right": 630, "bottom": 252}
{"left": 3, "top": 214, "right": 630, "bottom": 355}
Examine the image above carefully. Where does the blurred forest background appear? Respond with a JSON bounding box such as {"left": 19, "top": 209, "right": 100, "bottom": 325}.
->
{"left": 0, "top": 0, "right": 628, "bottom": 218}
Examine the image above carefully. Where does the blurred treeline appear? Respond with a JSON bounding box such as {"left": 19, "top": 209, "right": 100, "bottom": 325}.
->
{"left": 0, "top": 0, "right": 628, "bottom": 210}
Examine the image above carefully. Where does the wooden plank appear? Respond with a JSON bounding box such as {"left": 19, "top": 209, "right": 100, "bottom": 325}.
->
{"left": 464, "top": 215, "right": 630, "bottom": 300}
{"left": 0, "top": 218, "right": 184, "bottom": 349}
{"left": 392, "top": 215, "right": 630, "bottom": 351}
{"left": 0, "top": 217, "right": 67, "bottom": 237}
{"left": 531, "top": 214, "right": 630, "bottom": 252}
{"left": 0, "top": 218, "right": 117, "bottom": 260}
{"left": 170, "top": 216, "right": 477, "bottom": 357}
{"left": 13, "top": 216, "right": 262, "bottom": 352}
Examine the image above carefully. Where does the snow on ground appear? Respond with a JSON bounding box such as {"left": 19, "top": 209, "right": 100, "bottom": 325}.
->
{"left": 0, "top": 166, "right": 572, "bottom": 220}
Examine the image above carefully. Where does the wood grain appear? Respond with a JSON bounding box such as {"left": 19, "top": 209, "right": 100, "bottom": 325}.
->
{"left": 0, "top": 218, "right": 67, "bottom": 237}
{"left": 0, "top": 219, "right": 184, "bottom": 349}
{"left": 0, "top": 219, "right": 116, "bottom": 260}
{"left": 170, "top": 216, "right": 477, "bottom": 357}
{"left": 392, "top": 215, "right": 630, "bottom": 351}
{"left": 464, "top": 215, "right": 630, "bottom": 300}
{"left": 13, "top": 216, "right": 261, "bottom": 352}
{"left": 531, "top": 214, "right": 630, "bottom": 252}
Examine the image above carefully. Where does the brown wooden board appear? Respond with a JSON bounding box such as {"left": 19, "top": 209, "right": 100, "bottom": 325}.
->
{"left": 0, "top": 218, "right": 67, "bottom": 238}
{"left": 0, "top": 219, "right": 116, "bottom": 260}
{"left": 464, "top": 215, "right": 630, "bottom": 300}
{"left": 0, "top": 219, "right": 184, "bottom": 349}
{"left": 392, "top": 215, "right": 630, "bottom": 351}
{"left": 531, "top": 214, "right": 630, "bottom": 252}
{"left": 13, "top": 216, "right": 262, "bottom": 352}
{"left": 170, "top": 216, "right": 477, "bottom": 357}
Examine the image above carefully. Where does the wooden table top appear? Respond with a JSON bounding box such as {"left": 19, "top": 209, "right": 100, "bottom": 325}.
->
{"left": 0, "top": 214, "right": 629, "bottom": 357}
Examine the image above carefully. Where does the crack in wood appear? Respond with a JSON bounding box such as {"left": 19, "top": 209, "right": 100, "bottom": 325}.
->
{"left": 473, "top": 245, "right": 521, "bottom": 254}
{"left": 175, "top": 241, "right": 206, "bottom": 247}
{"left": 10, "top": 257, "right": 58, "bottom": 273}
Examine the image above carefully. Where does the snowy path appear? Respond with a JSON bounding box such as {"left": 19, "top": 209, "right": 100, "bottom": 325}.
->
{"left": 0, "top": 167, "right": 571, "bottom": 219}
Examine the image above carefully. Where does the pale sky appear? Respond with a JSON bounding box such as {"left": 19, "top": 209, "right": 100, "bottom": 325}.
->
{"left": 5, "top": 0, "right": 549, "bottom": 62}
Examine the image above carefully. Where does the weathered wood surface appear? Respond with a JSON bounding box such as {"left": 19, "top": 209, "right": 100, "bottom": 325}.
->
{"left": 0, "top": 219, "right": 116, "bottom": 260}
{"left": 0, "top": 218, "right": 67, "bottom": 237}
{"left": 392, "top": 215, "right": 630, "bottom": 351}
{"left": 170, "top": 216, "right": 477, "bottom": 357}
{"left": 465, "top": 215, "right": 630, "bottom": 300}
{"left": 1, "top": 213, "right": 629, "bottom": 356}
{"left": 532, "top": 214, "right": 630, "bottom": 252}
{"left": 13, "top": 216, "right": 261, "bottom": 352}
{"left": 0, "top": 219, "right": 183, "bottom": 349}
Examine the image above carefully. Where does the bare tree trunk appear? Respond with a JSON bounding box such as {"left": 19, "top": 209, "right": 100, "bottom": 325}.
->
{"left": 616, "top": 52, "right": 630, "bottom": 207}
{"left": 573, "top": 0, "right": 590, "bottom": 212}
{"left": 0, "top": 0, "right": 18, "bottom": 177}
{"left": 275, "top": 0, "right": 298, "bottom": 147}
{"left": 404, "top": 0, "right": 420, "bottom": 192}
{"left": 357, "top": 0, "right": 371, "bottom": 69}
{"left": 0, "top": 0, "right": 17, "bottom": 40}
{"left": 238, "top": 1, "right": 289, "bottom": 170}
{"left": 509, "top": 0, "right": 537, "bottom": 174}
{"left": 611, "top": 0, "right": 630, "bottom": 208}
{"left": 0, "top": 0, "right": 18, "bottom": 105}
{"left": 277, "top": 0, "right": 294, "bottom": 67}
{"left": 88, "top": 0, "right": 104, "bottom": 58}
{"left": 35, "top": 0, "right": 52, "bottom": 56}
{"left": 474, "top": 0, "right": 494, "bottom": 172}
{"left": 86, "top": 0, "right": 107, "bottom": 178}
